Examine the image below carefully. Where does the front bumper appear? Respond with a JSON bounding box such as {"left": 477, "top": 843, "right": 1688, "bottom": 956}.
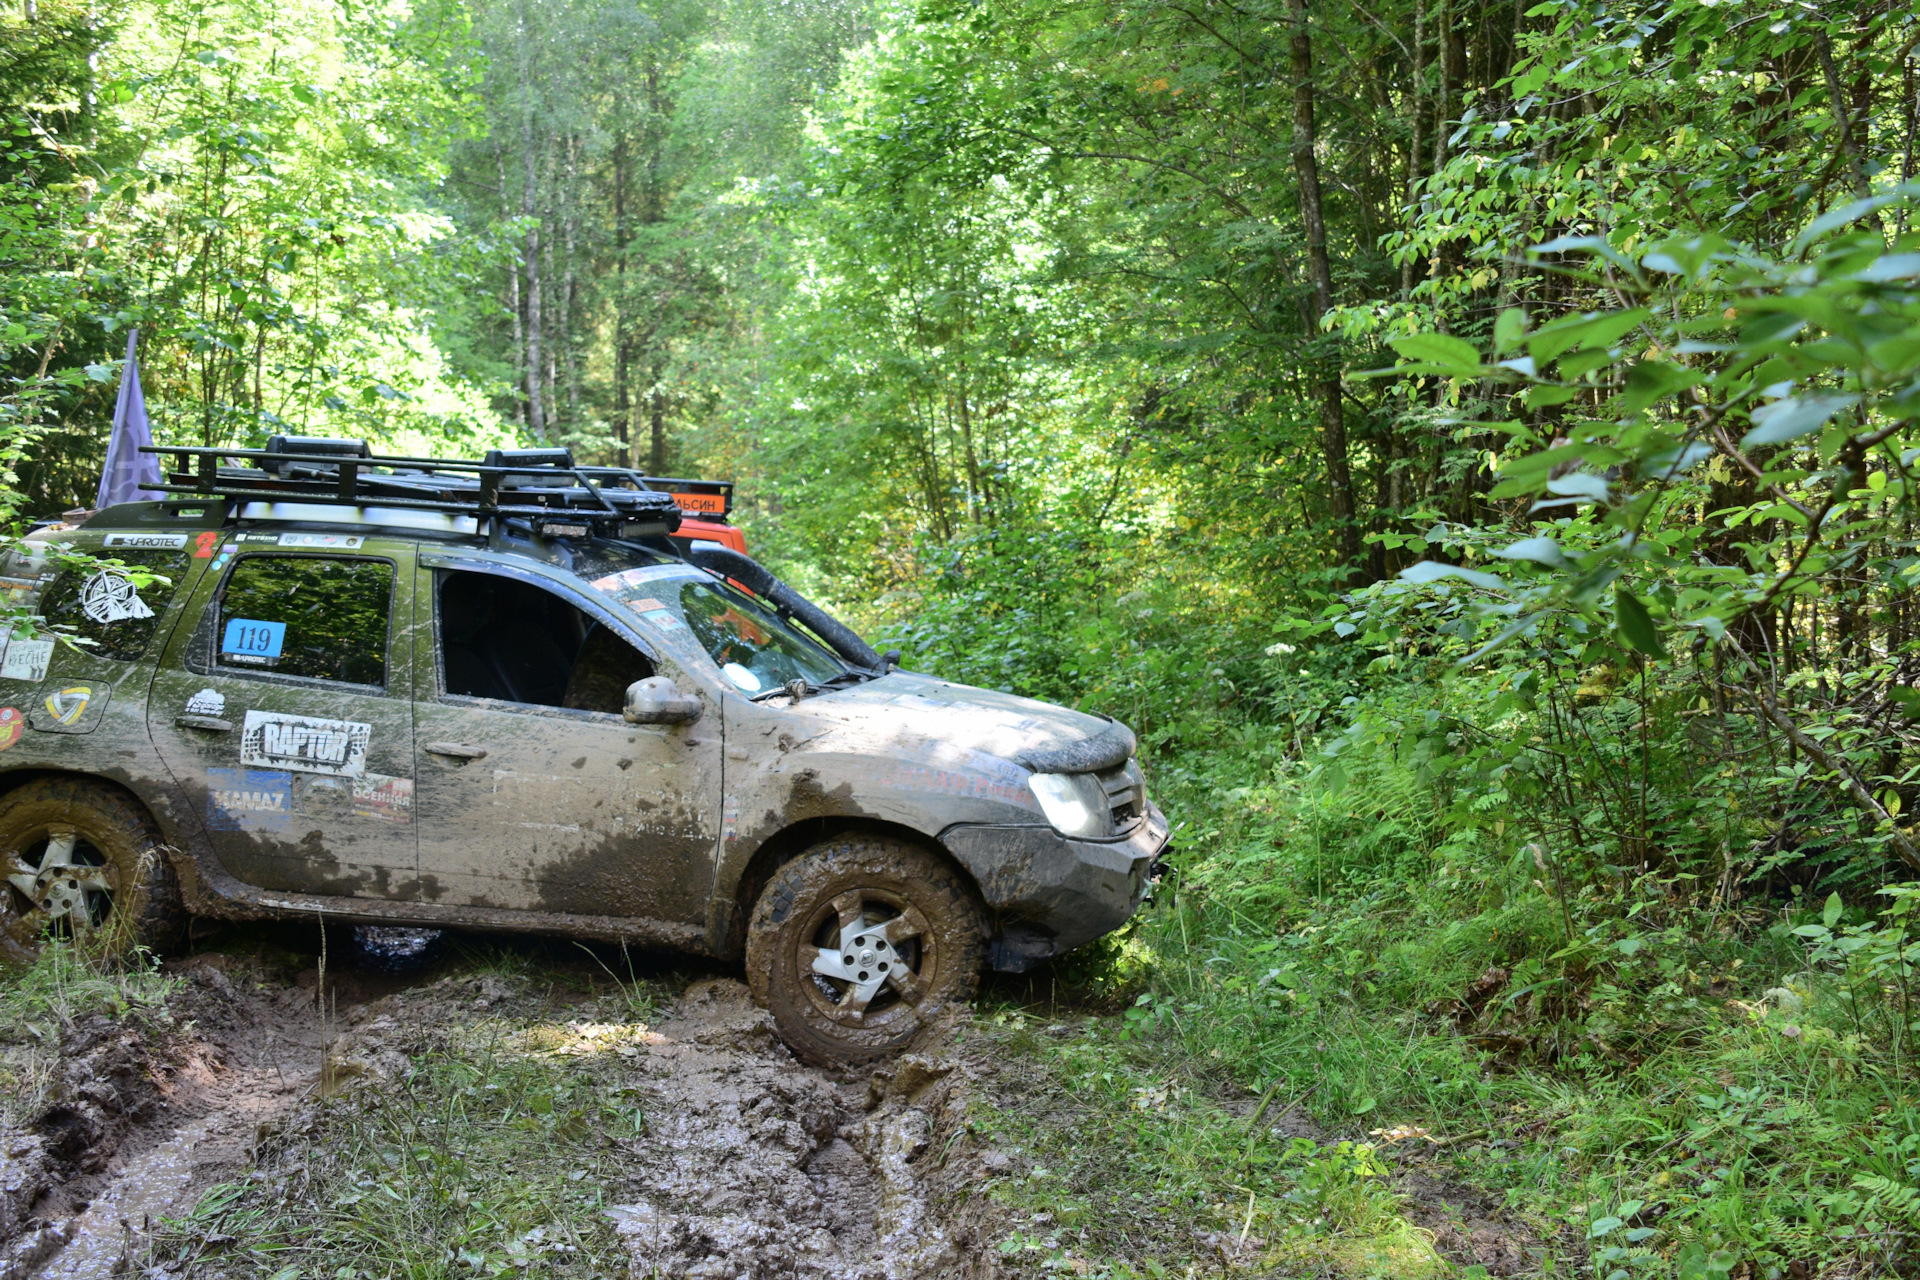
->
{"left": 940, "top": 802, "right": 1171, "bottom": 973}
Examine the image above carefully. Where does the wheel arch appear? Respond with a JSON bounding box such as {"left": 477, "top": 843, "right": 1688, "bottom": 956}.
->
{"left": 721, "top": 815, "right": 982, "bottom": 960}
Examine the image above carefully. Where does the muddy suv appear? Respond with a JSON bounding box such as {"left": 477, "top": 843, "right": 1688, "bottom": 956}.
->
{"left": 0, "top": 440, "right": 1166, "bottom": 1063}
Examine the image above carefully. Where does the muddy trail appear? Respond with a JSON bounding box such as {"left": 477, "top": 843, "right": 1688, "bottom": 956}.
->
{"left": 0, "top": 936, "right": 1554, "bottom": 1280}
{"left": 0, "top": 938, "right": 1013, "bottom": 1280}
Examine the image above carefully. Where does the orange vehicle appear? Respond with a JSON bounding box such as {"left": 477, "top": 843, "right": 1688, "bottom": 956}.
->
{"left": 643, "top": 476, "right": 746, "bottom": 555}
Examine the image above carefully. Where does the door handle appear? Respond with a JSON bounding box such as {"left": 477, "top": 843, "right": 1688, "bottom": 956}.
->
{"left": 424, "top": 741, "right": 488, "bottom": 761}
{"left": 176, "top": 715, "right": 234, "bottom": 732}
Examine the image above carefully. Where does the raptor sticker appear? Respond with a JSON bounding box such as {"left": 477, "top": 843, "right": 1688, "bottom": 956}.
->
{"left": 102, "top": 532, "right": 188, "bottom": 550}
{"left": 207, "top": 767, "right": 293, "bottom": 834}
{"left": 0, "top": 639, "right": 52, "bottom": 682}
{"left": 79, "top": 569, "right": 155, "bottom": 623}
{"left": 42, "top": 686, "right": 91, "bottom": 725}
{"left": 240, "top": 710, "right": 371, "bottom": 777}
{"left": 0, "top": 707, "right": 24, "bottom": 751}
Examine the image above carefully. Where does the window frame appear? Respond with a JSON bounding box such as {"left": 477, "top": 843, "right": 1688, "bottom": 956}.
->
{"left": 199, "top": 552, "right": 400, "bottom": 694}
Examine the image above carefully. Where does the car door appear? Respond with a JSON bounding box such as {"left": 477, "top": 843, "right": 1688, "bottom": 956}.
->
{"left": 147, "top": 539, "right": 419, "bottom": 899}
{"left": 409, "top": 557, "right": 722, "bottom": 925}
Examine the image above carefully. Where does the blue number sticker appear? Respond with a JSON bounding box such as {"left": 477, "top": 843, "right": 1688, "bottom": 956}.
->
{"left": 221, "top": 618, "right": 286, "bottom": 661}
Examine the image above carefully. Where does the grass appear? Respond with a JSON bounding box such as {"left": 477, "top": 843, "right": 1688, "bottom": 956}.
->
{"left": 1114, "top": 731, "right": 1920, "bottom": 1279}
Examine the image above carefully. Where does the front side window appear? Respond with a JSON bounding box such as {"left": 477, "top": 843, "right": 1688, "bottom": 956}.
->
{"left": 216, "top": 556, "right": 393, "bottom": 687}
{"left": 438, "top": 570, "right": 653, "bottom": 714}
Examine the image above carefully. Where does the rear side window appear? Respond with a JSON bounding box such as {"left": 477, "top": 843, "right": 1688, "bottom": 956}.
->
{"left": 38, "top": 547, "right": 191, "bottom": 662}
{"left": 216, "top": 556, "right": 392, "bottom": 687}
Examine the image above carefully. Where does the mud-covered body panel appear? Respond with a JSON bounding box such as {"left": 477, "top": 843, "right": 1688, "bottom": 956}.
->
{"left": 712, "top": 671, "right": 1167, "bottom": 967}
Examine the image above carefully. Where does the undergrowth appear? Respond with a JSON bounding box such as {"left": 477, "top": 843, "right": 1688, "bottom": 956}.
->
{"left": 1126, "top": 712, "right": 1920, "bottom": 1280}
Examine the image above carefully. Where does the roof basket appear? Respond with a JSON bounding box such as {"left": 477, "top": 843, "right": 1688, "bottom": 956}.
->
{"left": 138, "top": 442, "right": 692, "bottom": 540}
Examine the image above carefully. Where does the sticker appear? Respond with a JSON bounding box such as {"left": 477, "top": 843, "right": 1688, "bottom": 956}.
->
{"left": 238, "top": 533, "right": 284, "bottom": 543}
{"left": 184, "top": 687, "right": 226, "bottom": 717}
{"left": 43, "top": 686, "right": 91, "bottom": 725}
{"left": 192, "top": 531, "right": 219, "bottom": 558}
{"left": 0, "top": 707, "right": 23, "bottom": 751}
{"left": 240, "top": 710, "right": 370, "bottom": 777}
{"left": 631, "top": 601, "right": 685, "bottom": 630}
{"left": 80, "top": 570, "right": 155, "bottom": 623}
{"left": 293, "top": 775, "right": 353, "bottom": 820}
{"left": 207, "top": 767, "right": 293, "bottom": 834}
{"left": 0, "top": 639, "right": 52, "bottom": 682}
{"left": 221, "top": 618, "right": 286, "bottom": 662}
{"left": 103, "top": 532, "right": 188, "bottom": 550}
{"left": 351, "top": 773, "right": 413, "bottom": 824}
{"left": 278, "top": 533, "right": 364, "bottom": 549}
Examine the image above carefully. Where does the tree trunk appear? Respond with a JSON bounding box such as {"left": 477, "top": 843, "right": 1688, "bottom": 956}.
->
{"left": 517, "top": 5, "right": 545, "bottom": 440}
{"left": 611, "top": 132, "right": 631, "bottom": 468}
{"left": 649, "top": 374, "right": 666, "bottom": 474}
{"left": 1290, "top": 0, "right": 1361, "bottom": 575}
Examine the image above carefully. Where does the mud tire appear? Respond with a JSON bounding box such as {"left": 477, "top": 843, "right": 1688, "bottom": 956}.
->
{"left": 0, "top": 779, "right": 186, "bottom": 963}
{"left": 746, "top": 836, "right": 984, "bottom": 1066}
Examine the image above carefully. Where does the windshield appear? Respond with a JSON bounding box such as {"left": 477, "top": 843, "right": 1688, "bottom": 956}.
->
{"left": 585, "top": 566, "right": 847, "bottom": 695}
{"left": 678, "top": 581, "right": 847, "bottom": 693}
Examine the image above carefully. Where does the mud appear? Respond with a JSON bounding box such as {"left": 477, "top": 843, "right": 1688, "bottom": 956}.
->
{"left": 604, "top": 979, "right": 996, "bottom": 1280}
{"left": 1, "top": 950, "right": 1011, "bottom": 1280}
{"left": 0, "top": 953, "right": 339, "bottom": 1280}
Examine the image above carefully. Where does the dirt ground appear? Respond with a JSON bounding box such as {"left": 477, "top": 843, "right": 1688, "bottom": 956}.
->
{"left": 0, "top": 932, "right": 1021, "bottom": 1280}
{"left": 0, "top": 931, "right": 1551, "bottom": 1280}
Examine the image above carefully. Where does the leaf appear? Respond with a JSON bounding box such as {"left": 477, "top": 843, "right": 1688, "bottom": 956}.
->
{"left": 1588, "top": 1216, "right": 1624, "bottom": 1238}
{"left": 1824, "top": 891, "right": 1843, "bottom": 929}
{"left": 1388, "top": 333, "right": 1484, "bottom": 375}
{"left": 1491, "top": 536, "right": 1566, "bottom": 566}
{"left": 1545, "top": 473, "right": 1609, "bottom": 505}
{"left": 1855, "top": 253, "right": 1920, "bottom": 283}
{"left": 1398, "top": 560, "right": 1509, "bottom": 591}
{"left": 1614, "top": 588, "right": 1666, "bottom": 658}
{"left": 1494, "top": 308, "right": 1527, "bottom": 354}
{"left": 1529, "top": 308, "right": 1651, "bottom": 365}
{"left": 1741, "top": 393, "right": 1859, "bottom": 448}
{"left": 1524, "top": 384, "right": 1576, "bottom": 408}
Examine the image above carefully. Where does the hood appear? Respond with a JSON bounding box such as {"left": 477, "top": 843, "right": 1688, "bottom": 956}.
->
{"left": 791, "top": 672, "right": 1125, "bottom": 773}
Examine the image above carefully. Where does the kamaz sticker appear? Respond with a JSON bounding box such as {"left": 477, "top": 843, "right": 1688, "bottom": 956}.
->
{"left": 0, "top": 708, "right": 24, "bottom": 751}
{"left": 207, "top": 767, "right": 293, "bottom": 834}
{"left": 102, "top": 532, "right": 188, "bottom": 550}
{"left": 43, "top": 686, "right": 91, "bottom": 725}
{"left": 278, "top": 533, "right": 364, "bottom": 549}
{"left": 184, "top": 688, "right": 226, "bottom": 717}
{"left": 240, "top": 710, "right": 371, "bottom": 777}
{"left": 79, "top": 569, "right": 155, "bottom": 623}
{"left": 0, "top": 639, "right": 52, "bottom": 682}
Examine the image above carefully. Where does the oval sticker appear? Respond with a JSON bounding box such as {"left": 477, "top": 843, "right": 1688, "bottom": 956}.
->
{"left": 0, "top": 707, "right": 23, "bottom": 751}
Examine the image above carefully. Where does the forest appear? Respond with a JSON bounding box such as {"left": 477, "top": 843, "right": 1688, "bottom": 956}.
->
{"left": 7, "top": 0, "right": 1920, "bottom": 1272}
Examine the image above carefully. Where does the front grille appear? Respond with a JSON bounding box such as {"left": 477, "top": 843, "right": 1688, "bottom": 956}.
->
{"left": 1095, "top": 758, "right": 1146, "bottom": 834}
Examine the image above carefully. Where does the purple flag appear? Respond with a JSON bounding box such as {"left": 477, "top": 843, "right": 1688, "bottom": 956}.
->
{"left": 95, "top": 329, "right": 163, "bottom": 511}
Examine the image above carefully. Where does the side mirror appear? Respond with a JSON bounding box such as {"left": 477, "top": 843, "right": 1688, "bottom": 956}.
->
{"left": 624, "top": 676, "right": 704, "bottom": 725}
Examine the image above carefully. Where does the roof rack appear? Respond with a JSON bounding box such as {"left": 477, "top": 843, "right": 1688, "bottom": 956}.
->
{"left": 138, "top": 439, "right": 703, "bottom": 540}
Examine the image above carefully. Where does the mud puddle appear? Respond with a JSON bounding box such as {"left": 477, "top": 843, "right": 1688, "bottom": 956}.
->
{"left": 604, "top": 979, "right": 996, "bottom": 1280}
{"left": 0, "top": 948, "right": 426, "bottom": 1280}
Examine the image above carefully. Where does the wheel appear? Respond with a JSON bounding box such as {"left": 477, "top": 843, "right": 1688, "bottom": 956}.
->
{"left": 0, "top": 779, "right": 185, "bottom": 963}
{"left": 746, "top": 835, "right": 985, "bottom": 1066}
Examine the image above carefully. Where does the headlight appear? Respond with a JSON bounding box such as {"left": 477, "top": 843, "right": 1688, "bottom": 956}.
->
{"left": 1027, "top": 772, "right": 1109, "bottom": 838}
